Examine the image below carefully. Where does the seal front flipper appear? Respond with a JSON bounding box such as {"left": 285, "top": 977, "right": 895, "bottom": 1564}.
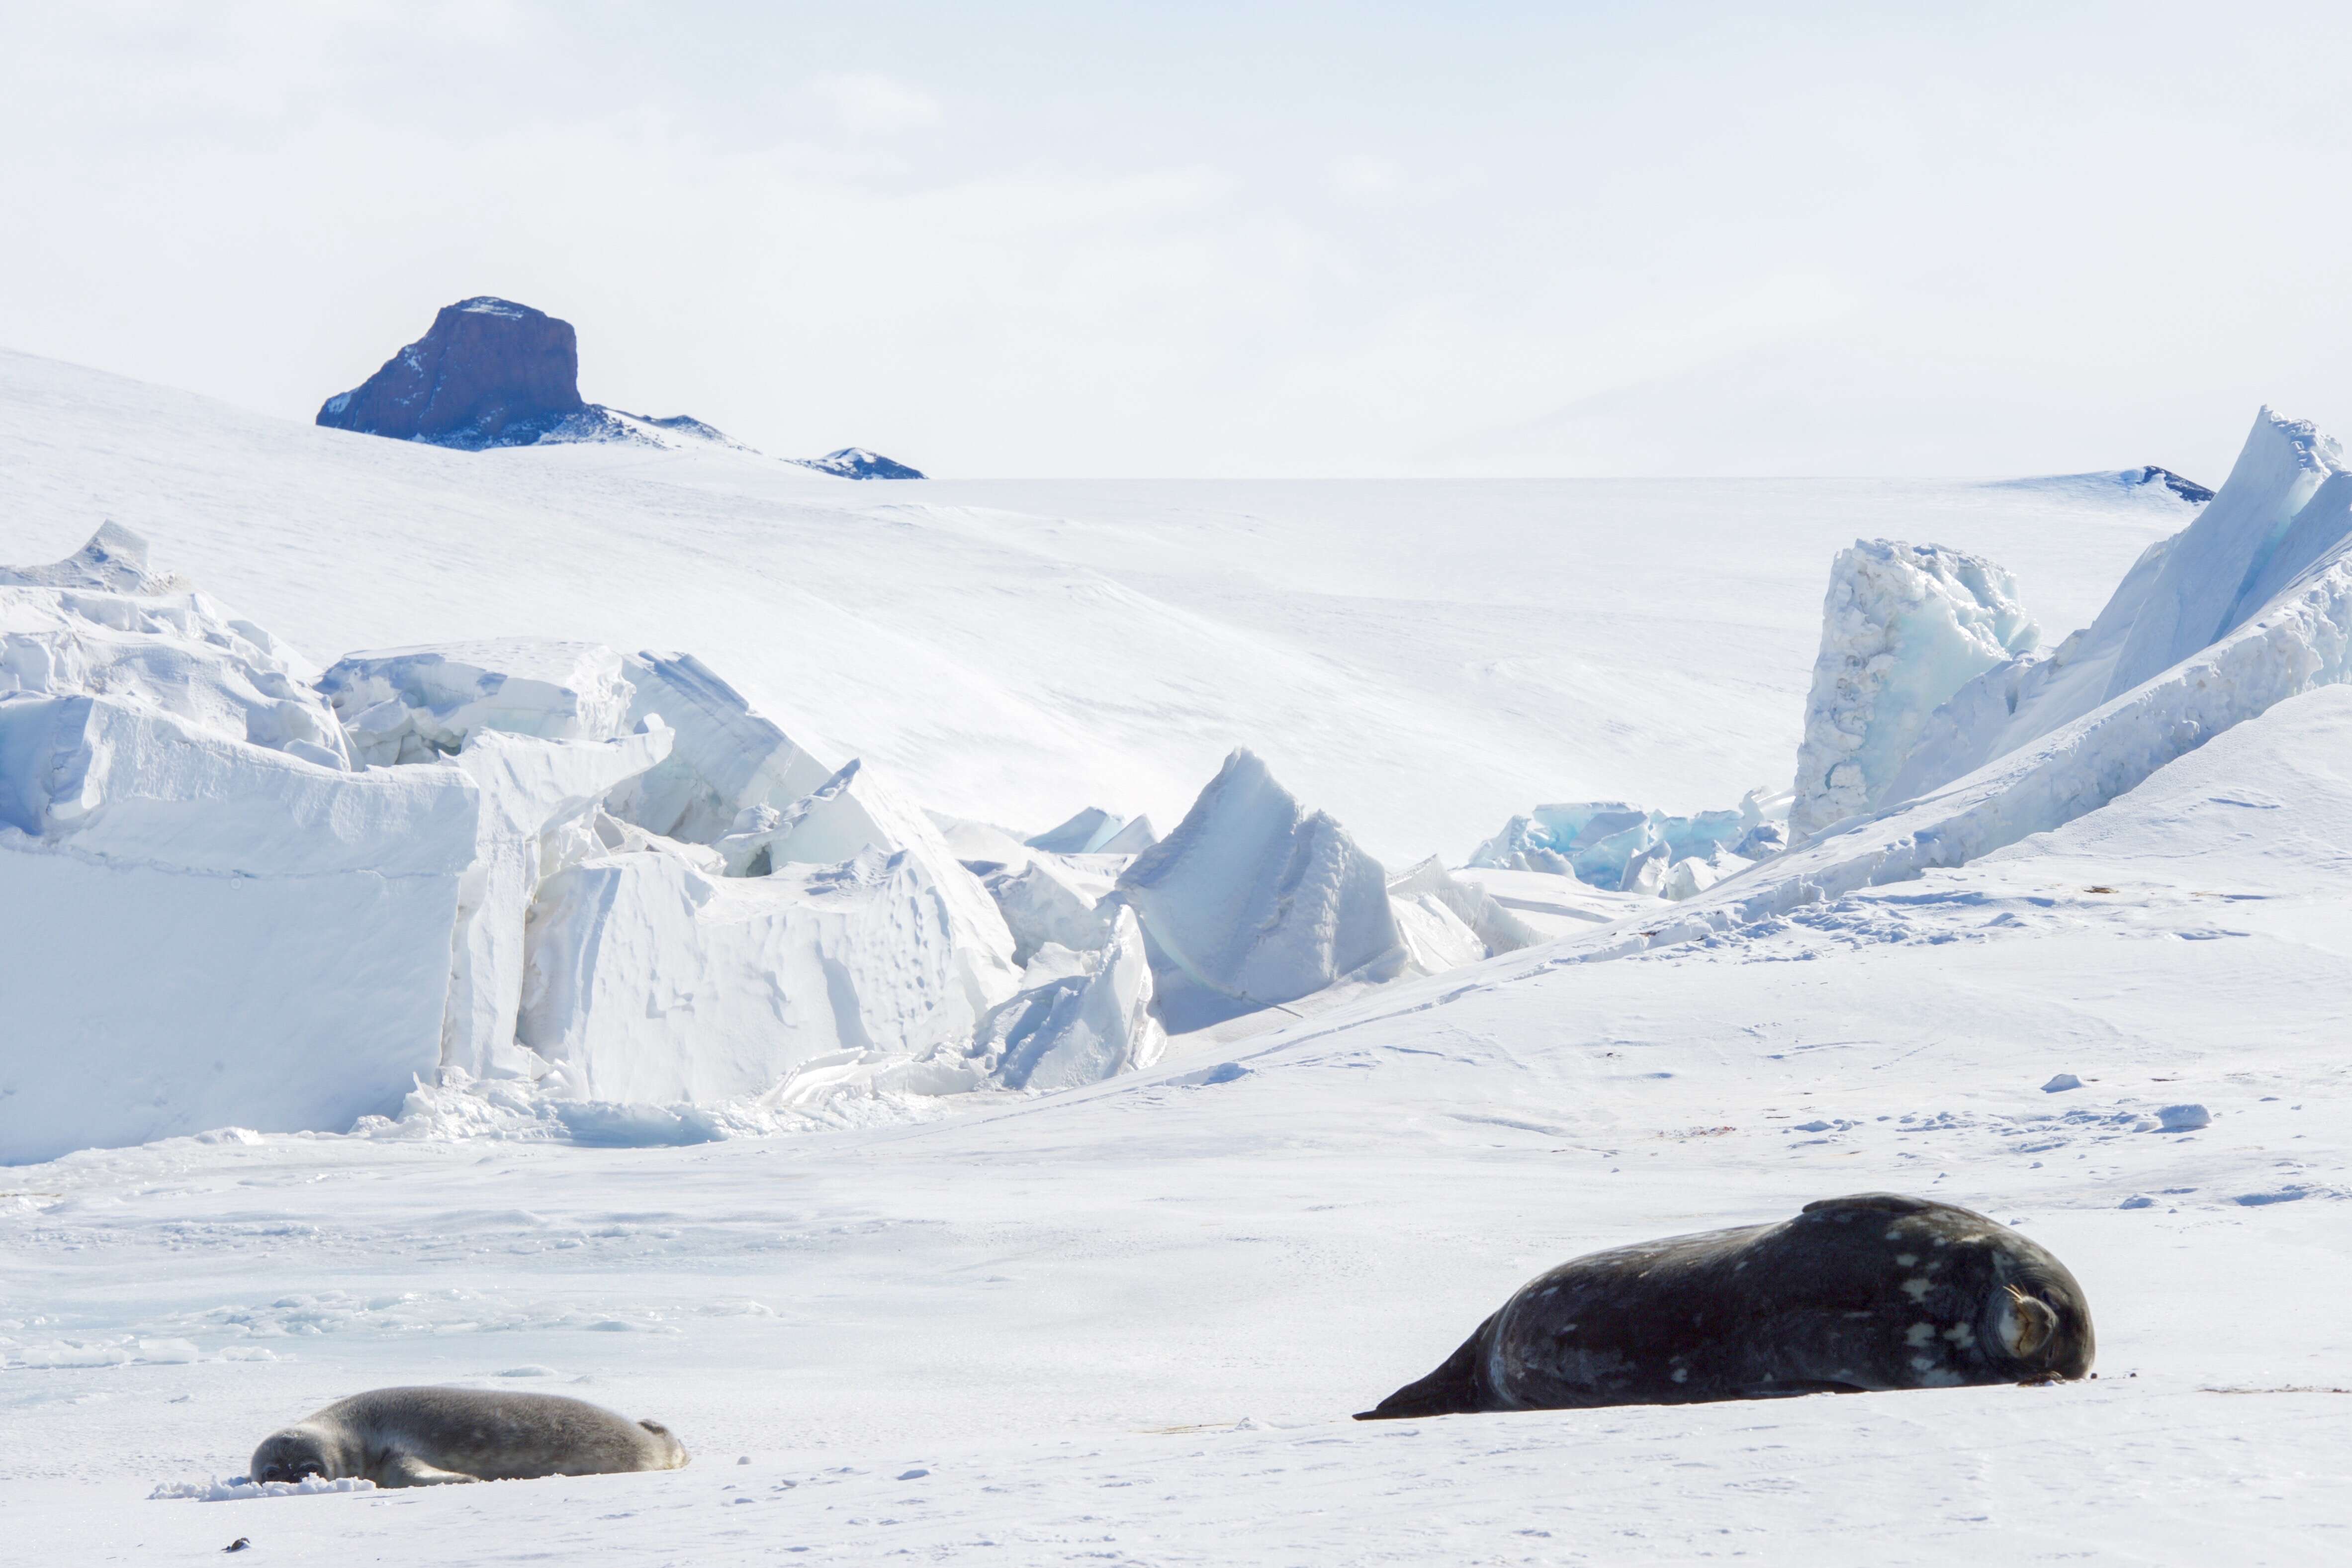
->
{"left": 1355, "top": 1312, "right": 1498, "bottom": 1420}
{"left": 374, "top": 1453, "right": 481, "bottom": 1487}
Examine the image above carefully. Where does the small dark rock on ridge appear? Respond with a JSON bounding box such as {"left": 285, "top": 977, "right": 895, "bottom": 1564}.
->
{"left": 2131, "top": 465, "right": 2214, "bottom": 505}
{"left": 797, "top": 447, "right": 926, "bottom": 480}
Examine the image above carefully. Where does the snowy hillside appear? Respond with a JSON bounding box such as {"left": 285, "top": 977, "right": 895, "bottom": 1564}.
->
{"left": 6, "top": 351, "right": 2350, "bottom": 1564}
{"left": 0, "top": 350, "right": 2196, "bottom": 862}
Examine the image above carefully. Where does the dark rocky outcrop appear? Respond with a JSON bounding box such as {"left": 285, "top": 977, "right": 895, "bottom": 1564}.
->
{"left": 318, "top": 298, "right": 594, "bottom": 449}
{"left": 320, "top": 297, "right": 915, "bottom": 469}
{"left": 797, "top": 447, "right": 926, "bottom": 480}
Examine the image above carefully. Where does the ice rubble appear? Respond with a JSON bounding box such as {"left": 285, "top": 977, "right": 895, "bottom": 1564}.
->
{"left": 985, "top": 855, "right": 1120, "bottom": 966}
{"left": 605, "top": 651, "right": 836, "bottom": 844}
{"left": 518, "top": 846, "right": 998, "bottom": 1104}
{"left": 710, "top": 757, "right": 1020, "bottom": 1012}
{"left": 322, "top": 642, "right": 633, "bottom": 764}
{"left": 914, "top": 909, "right": 1165, "bottom": 1095}
{"left": 1465, "top": 791, "right": 1781, "bottom": 895}
{"left": 5, "top": 524, "right": 1379, "bottom": 1160}
{"left": 1119, "top": 749, "right": 1406, "bottom": 1019}
{"left": 4, "top": 523, "right": 351, "bottom": 768}
{"left": 1385, "top": 857, "right": 1540, "bottom": 961}
{"left": 1787, "top": 540, "right": 2038, "bottom": 839}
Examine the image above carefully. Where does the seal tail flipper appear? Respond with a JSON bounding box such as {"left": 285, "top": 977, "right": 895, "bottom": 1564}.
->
{"left": 1353, "top": 1313, "right": 1497, "bottom": 1421}
{"left": 374, "top": 1453, "right": 480, "bottom": 1488}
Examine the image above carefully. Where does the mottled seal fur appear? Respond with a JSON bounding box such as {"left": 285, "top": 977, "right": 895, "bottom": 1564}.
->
{"left": 1358, "top": 1193, "right": 2093, "bottom": 1418}
{"left": 250, "top": 1386, "right": 689, "bottom": 1487}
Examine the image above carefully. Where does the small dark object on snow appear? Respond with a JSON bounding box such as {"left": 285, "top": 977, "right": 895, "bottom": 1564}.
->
{"left": 223, "top": 1540, "right": 251, "bottom": 1554}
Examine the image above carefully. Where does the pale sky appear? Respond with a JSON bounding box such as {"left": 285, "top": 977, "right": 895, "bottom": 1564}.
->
{"left": 4, "top": 1, "right": 2348, "bottom": 480}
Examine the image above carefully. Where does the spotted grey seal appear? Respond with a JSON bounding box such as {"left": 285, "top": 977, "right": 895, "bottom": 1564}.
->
{"left": 250, "top": 1386, "right": 689, "bottom": 1487}
{"left": 1357, "top": 1193, "right": 2093, "bottom": 1418}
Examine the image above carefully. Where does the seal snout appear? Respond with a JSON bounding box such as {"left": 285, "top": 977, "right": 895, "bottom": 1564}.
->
{"left": 2000, "top": 1285, "right": 2060, "bottom": 1361}
{"left": 249, "top": 1430, "right": 331, "bottom": 1485}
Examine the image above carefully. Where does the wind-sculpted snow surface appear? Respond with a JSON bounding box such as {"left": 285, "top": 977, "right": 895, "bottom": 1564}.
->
{"left": 1119, "top": 749, "right": 1405, "bottom": 1022}
{"left": 1789, "top": 540, "right": 2038, "bottom": 839}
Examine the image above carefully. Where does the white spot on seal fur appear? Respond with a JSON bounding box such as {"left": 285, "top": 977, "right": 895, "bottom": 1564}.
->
{"left": 1901, "top": 1277, "right": 1931, "bottom": 1300}
{"left": 1895, "top": 1254, "right": 1918, "bottom": 1267}
{"left": 1942, "top": 1323, "right": 1977, "bottom": 1348}
{"left": 1905, "top": 1322, "right": 1936, "bottom": 1348}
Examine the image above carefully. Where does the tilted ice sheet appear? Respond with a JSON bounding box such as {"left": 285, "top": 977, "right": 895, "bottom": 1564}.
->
{"left": 1119, "top": 748, "right": 1404, "bottom": 1015}
{"left": 1886, "top": 409, "right": 2351, "bottom": 807}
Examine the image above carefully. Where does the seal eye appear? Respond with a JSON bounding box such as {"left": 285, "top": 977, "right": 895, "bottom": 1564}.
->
{"left": 2002, "top": 1285, "right": 2059, "bottom": 1360}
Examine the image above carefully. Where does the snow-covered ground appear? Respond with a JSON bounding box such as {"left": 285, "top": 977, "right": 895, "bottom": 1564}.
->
{"left": 4, "top": 353, "right": 2347, "bottom": 1564}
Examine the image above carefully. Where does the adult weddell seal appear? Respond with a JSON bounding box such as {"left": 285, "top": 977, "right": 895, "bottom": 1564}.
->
{"left": 250, "top": 1387, "right": 689, "bottom": 1487}
{"left": 1358, "top": 1193, "right": 2092, "bottom": 1418}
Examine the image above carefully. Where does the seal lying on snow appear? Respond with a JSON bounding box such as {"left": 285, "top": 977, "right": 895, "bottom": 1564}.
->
{"left": 1357, "top": 1193, "right": 2092, "bottom": 1418}
{"left": 250, "top": 1387, "right": 689, "bottom": 1487}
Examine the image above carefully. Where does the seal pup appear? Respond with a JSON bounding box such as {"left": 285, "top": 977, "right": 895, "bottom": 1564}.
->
{"left": 1358, "top": 1193, "right": 2092, "bottom": 1418}
{"left": 250, "top": 1387, "right": 689, "bottom": 1487}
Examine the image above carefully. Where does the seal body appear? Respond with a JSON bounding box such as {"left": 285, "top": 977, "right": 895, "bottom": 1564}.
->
{"left": 1359, "top": 1193, "right": 2093, "bottom": 1418}
{"left": 250, "top": 1387, "right": 689, "bottom": 1487}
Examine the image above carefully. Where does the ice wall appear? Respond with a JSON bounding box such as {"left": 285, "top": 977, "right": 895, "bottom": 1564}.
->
{"left": 1118, "top": 749, "right": 1404, "bottom": 1015}
{"left": 0, "top": 696, "right": 478, "bottom": 1163}
{"left": 439, "top": 726, "right": 673, "bottom": 1078}
{"left": 517, "top": 846, "right": 991, "bottom": 1104}
{"left": 1787, "top": 540, "right": 2038, "bottom": 840}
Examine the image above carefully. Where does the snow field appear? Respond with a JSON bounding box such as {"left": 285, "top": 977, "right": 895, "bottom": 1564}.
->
{"left": 6, "top": 351, "right": 2352, "bottom": 1561}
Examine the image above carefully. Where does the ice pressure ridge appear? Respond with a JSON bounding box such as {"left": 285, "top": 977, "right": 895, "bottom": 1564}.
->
{"left": 1526, "top": 408, "right": 2352, "bottom": 969}
{"left": 0, "top": 539, "right": 1522, "bottom": 1161}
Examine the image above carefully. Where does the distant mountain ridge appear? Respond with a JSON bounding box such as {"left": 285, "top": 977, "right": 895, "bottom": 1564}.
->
{"left": 318, "top": 297, "right": 924, "bottom": 476}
